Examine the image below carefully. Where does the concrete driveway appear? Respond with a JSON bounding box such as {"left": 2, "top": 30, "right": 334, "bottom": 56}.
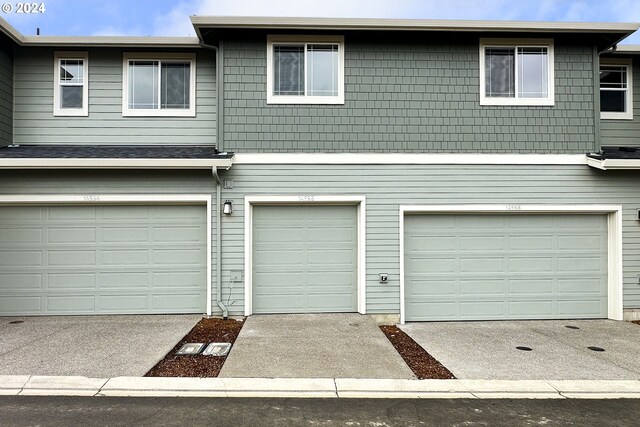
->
{"left": 219, "top": 314, "right": 414, "bottom": 379}
{"left": 0, "top": 315, "right": 200, "bottom": 377}
{"left": 401, "top": 320, "right": 640, "bottom": 380}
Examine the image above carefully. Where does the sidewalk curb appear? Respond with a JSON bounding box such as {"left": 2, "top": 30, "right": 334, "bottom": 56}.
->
{"left": 2, "top": 376, "right": 640, "bottom": 399}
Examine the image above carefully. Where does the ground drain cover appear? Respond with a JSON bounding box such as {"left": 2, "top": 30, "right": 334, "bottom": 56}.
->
{"left": 565, "top": 325, "right": 580, "bottom": 330}
{"left": 202, "top": 342, "right": 232, "bottom": 356}
{"left": 8, "top": 320, "right": 24, "bottom": 324}
{"left": 176, "top": 343, "right": 205, "bottom": 355}
{"left": 588, "top": 346, "right": 605, "bottom": 352}
{"left": 516, "top": 346, "right": 533, "bottom": 351}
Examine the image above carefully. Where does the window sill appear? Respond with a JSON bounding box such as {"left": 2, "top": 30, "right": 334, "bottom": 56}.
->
{"left": 601, "top": 112, "right": 633, "bottom": 120}
{"left": 122, "top": 109, "right": 196, "bottom": 118}
{"left": 266, "top": 95, "right": 345, "bottom": 105}
{"left": 53, "top": 109, "right": 88, "bottom": 117}
{"left": 480, "top": 97, "right": 555, "bottom": 107}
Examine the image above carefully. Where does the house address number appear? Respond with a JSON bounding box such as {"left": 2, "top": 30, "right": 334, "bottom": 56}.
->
{"left": 298, "top": 195, "right": 315, "bottom": 202}
{"left": 83, "top": 195, "right": 101, "bottom": 202}
{"left": 506, "top": 204, "right": 521, "bottom": 210}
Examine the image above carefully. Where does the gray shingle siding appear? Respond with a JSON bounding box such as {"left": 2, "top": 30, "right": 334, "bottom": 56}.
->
{"left": 13, "top": 47, "right": 217, "bottom": 146}
{"left": 223, "top": 36, "right": 596, "bottom": 153}
{"left": 0, "top": 45, "right": 13, "bottom": 147}
{"left": 601, "top": 55, "right": 640, "bottom": 147}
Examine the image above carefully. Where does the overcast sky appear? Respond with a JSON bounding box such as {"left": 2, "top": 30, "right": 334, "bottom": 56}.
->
{"left": 3, "top": 0, "right": 640, "bottom": 43}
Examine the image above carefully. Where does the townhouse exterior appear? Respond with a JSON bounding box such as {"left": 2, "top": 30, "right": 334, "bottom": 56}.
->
{"left": 1, "top": 16, "right": 640, "bottom": 323}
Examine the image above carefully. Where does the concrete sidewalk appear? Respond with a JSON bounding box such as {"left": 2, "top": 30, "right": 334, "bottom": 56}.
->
{"left": 2, "top": 375, "right": 640, "bottom": 399}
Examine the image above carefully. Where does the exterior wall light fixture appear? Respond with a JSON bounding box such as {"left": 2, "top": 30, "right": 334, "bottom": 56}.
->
{"left": 223, "top": 200, "right": 233, "bottom": 215}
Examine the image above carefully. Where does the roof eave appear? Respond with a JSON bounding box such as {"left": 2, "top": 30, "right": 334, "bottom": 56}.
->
{"left": 0, "top": 158, "right": 233, "bottom": 169}
{"left": 19, "top": 36, "right": 202, "bottom": 48}
{"left": 586, "top": 157, "right": 640, "bottom": 170}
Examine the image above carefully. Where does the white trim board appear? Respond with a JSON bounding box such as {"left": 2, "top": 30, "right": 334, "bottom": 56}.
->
{"left": 0, "top": 194, "right": 214, "bottom": 316}
{"left": 398, "top": 204, "right": 623, "bottom": 324}
{"left": 244, "top": 195, "right": 366, "bottom": 315}
{"left": 233, "top": 153, "right": 588, "bottom": 165}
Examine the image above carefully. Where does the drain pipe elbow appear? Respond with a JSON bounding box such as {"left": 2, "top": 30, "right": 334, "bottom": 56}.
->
{"left": 212, "top": 167, "right": 229, "bottom": 320}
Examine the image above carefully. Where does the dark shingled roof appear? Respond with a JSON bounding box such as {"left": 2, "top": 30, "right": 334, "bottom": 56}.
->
{"left": 587, "top": 146, "right": 640, "bottom": 160}
{"left": 0, "top": 145, "right": 233, "bottom": 159}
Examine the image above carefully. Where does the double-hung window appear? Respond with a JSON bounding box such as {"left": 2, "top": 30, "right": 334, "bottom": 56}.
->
{"left": 267, "top": 35, "right": 344, "bottom": 104}
{"left": 53, "top": 52, "right": 89, "bottom": 116}
{"left": 122, "top": 53, "right": 196, "bottom": 117}
{"left": 600, "top": 59, "right": 633, "bottom": 120}
{"left": 480, "top": 39, "right": 555, "bottom": 106}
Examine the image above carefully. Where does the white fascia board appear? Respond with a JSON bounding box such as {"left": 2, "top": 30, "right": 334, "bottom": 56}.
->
{"left": 233, "top": 153, "right": 588, "bottom": 165}
{"left": 20, "top": 36, "right": 201, "bottom": 48}
{"left": 191, "top": 16, "right": 639, "bottom": 34}
{"left": 586, "top": 158, "right": 640, "bottom": 170}
{"left": 0, "top": 158, "right": 233, "bottom": 169}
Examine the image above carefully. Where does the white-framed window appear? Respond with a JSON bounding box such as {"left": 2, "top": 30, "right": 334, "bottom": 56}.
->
{"left": 53, "top": 51, "right": 89, "bottom": 116}
{"left": 266, "top": 35, "right": 344, "bottom": 105}
{"left": 600, "top": 59, "right": 633, "bottom": 120}
{"left": 479, "top": 38, "right": 555, "bottom": 106}
{"left": 122, "top": 53, "right": 196, "bottom": 117}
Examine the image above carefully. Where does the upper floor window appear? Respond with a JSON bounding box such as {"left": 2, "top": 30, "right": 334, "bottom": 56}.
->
{"left": 266, "top": 35, "right": 344, "bottom": 105}
{"left": 600, "top": 59, "right": 633, "bottom": 120}
{"left": 479, "top": 39, "right": 555, "bottom": 106}
{"left": 53, "top": 52, "right": 88, "bottom": 116}
{"left": 122, "top": 53, "right": 196, "bottom": 117}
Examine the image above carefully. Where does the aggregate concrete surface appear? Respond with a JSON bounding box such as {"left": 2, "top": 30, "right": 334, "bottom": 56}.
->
{"left": 219, "top": 313, "right": 415, "bottom": 378}
{"left": 0, "top": 315, "right": 201, "bottom": 377}
{"left": 401, "top": 319, "right": 640, "bottom": 380}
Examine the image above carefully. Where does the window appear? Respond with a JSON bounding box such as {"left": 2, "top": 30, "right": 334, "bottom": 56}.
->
{"left": 53, "top": 52, "right": 88, "bottom": 116}
{"left": 600, "top": 59, "right": 633, "bottom": 120}
{"left": 480, "top": 39, "right": 555, "bottom": 106}
{"left": 267, "top": 35, "right": 344, "bottom": 104}
{"left": 122, "top": 53, "right": 196, "bottom": 117}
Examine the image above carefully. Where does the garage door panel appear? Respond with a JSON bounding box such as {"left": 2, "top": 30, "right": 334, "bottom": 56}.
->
{"left": 0, "top": 228, "right": 43, "bottom": 243}
{"left": 253, "top": 205, "right": 357, "bottom": 313}
{"left": 0, "top": 205, "right": 206, "bottom": 315}
{"left": 405, "top": 213, "right": 608, "bottom": 321}
{"left": 0, "top": 296, "right": 42, "bottom": 314}
{"left": 49, "top": 273, "right": 96, "bottom": 289}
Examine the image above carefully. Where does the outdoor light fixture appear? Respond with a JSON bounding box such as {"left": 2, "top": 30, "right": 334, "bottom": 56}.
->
{"left": 223, "top": 200, "right": 233, "bottom": 215}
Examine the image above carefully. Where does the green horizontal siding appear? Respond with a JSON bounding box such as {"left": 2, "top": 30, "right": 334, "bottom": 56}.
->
{"left": 0, "top": 46, "right": 12, "bottom": 147}
{"left": 223, "top": 36, "right": 596, "bottom": 153}
{"left": 218, "top": 164, "right": 640, "bottom": 315}
{"left": 601, "top": 55, "right": 640, "bottom": 147}
{"left": 13, "top": 47, "right": 216, "bottom": 145}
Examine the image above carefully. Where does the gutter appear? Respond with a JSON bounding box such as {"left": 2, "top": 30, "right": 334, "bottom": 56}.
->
{"left": 200, "top": 38, "right": 228, "bottom": 319}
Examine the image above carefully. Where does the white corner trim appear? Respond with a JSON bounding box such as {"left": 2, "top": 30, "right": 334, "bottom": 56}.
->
{"left": 233, "top": 153, "right": 588, "bottom": 165}
{"left": 266, "top": 35, "right": 345, "bottom": 105}
{"left": 244, "top": 195, "right": 366, "bottom": 316}
{"left": 398, "top": 204, "right": 623, "bottom": 324}
{"left": 122, "top": 52, "right": 197, "bottom": 117}
{"left": 0, "top": 194, "right": 213, "bottom": 316}
{"left": 479, "top": 38, "right": 555, "bottom": 107}
{"left": 53, "top": 51, "right": 89, "bottom": 117}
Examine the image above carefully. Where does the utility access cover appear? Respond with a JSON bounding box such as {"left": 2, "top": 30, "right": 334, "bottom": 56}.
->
{"left": 202, "top": 342, "right": 232, "bottom": 356}
{"left": 176, "top": 343, "right": 205, "bottom": 355}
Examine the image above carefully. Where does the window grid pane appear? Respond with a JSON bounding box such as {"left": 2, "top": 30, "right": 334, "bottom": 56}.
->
{"left": 600, "top": 66, "right": 627, "bottom": 89}
{"left": 274, "top": 45, "right": 305, "bottom": 96}
{"left": 517, "top": 47, "right": 548, "bottom": 98}
{"left": 600, "top": 65, "right": 629, "bottom": 113}
{"left": 307, "top": 44, "right": 339, "bottom": 97}
{"left": 128, "top": 61, "right": 159, "bottom": 110}
{"left": 59, "top": 60, "right": 83, "bottom": 84}
{"left": 485, "top": 48, "right": 515, "bottom": 98}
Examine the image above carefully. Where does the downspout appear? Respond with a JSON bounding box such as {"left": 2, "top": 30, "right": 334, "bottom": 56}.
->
{"left": 200, "top": 38, "right": 228, "bottom": 318}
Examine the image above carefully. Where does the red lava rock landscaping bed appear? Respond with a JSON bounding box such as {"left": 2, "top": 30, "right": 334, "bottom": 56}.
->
{"left": 380, "top": 325, "right": 455, "bottom": 380}
{"left": 145, "top": 317, "right": 244, "bottom": 377}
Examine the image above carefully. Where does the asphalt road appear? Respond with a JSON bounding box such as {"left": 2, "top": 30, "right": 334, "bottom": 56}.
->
{"left": 1, "top": 396, "right": 640, "bottom": 426}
